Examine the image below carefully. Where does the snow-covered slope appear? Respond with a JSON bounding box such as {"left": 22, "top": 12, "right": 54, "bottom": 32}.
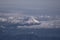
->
{"left": 25, "top": 16, "right": 40, "bottom": 24}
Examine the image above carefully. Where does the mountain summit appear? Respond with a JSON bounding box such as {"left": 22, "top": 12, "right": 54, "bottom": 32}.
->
{"left": 26, "top": 16, "right": 40, "bottom": 23}
{"left": 24, "top": 16, "right": 40, "bottom": 25}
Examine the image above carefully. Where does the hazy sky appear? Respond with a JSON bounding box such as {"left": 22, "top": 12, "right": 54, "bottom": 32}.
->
{"left": 0, "top": 0, "right": 60, "bottom": 16}
{"left": 0, "top": 0, "right": 60, "bottom": 8}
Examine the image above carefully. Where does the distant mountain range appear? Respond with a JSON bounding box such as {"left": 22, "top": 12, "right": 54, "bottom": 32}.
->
{"left": 0, "top": 15, "right": 60, "bottom": 28}
{"left": 0, "top": 16, "right": 41, "bottom": 26}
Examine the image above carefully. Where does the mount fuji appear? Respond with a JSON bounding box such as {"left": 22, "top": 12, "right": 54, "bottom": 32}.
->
{"left": 23, "top": 16, "right": 41, "bottom": 26}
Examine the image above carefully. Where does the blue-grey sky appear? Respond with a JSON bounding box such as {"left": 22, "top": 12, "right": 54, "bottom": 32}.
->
{"left": 0, "top": 0, "right": 60, "bottom": 8}
{"left": 0, "top": 0, "right": 60, "bottom": 16}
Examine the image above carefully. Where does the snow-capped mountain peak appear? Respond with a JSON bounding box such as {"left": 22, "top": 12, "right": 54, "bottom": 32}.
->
{"left": 25, "top": 16, "right": 40, "bottom": 23}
